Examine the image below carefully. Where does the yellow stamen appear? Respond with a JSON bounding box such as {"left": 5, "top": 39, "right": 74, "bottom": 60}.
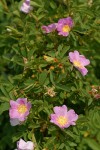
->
{"left": 62, "top": 25, "right": 70, "bottom": 32}
{"left": 57, "top": 116, "right": 68, "bottom": 126}
{"left": 73, "top": 61, "right": 83, "bottom": 68}
{"left": 18, "top": 105, "right": 27, "bottom": 114}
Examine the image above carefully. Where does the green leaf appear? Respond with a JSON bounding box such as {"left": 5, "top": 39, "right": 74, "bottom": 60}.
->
{"left": 59, "top": 46, "right": 70, "bottom": 58}
{"left": 39, "top": 71, "right": 48, "bottom": 85}
{"left": 0, "top": 102, "right": 9, "bottom": 115}
{"left": 85, "top": 138, "right": 100, "bottom": 150}
{"left": 59, "top": 143, "right": 65, "bottom": 149}
{"left": 55, "top": 83, "right": 70, "bottom": 92}
{"left": 50, "top": 71, "right": 70, "bottom": 91}
{"left": 31, "top": 1, "right": 43, "bottom": 7}
{"left": 50, "top": 1, "right": 57, "bottom": 9}
{"left": 0, "top": 85, "right": 10, "bottom": 98}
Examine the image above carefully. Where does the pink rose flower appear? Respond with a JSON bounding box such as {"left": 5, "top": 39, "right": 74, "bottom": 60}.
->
{"left": 50, "top": 105, "right": 78, "bottom": 129}
{"left": 69, "top": 50, "right": 90, "bottom": 76}
{"left": 17, "top": 139, "right": 34, "bottom": 150}
{"left": 20, "top": 0, "right": 32, "bottom": 14}
{"left": 9, "top": 98, "right": 31, "bottom": 122}
{"left": 41, "top": 23, "right": 57, "bottom": 33}
{"left": 57, "top": 17, "right": 74, "bottom": 36}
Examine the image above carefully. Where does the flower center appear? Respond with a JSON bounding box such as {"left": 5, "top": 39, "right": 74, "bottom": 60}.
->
{"left": 57, "top": 116, "right": 68, "bottom": 126}
{"left": 62, "top": 25, "right": 70, "bottom": 32}
{"left": 73, "top": 60, "right": 83, "bottom": 68}
{"left": 18, "top": 105, "right": 27, "bottom": 114}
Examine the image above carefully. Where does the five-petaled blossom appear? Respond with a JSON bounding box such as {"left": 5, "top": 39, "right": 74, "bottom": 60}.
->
{"left": 17, "top": 139, "right": 34, "bottom": 150}
{"left": 20, "top": 0, "right": 32, "bottom": 14}
{"left": 41, "top": 23, "right": 57, "bottom": 33}
{"left": 50, "top": 105, "right": 78, "bottom": 129}
{"left": 9, "top": 98, "right": 31, "bottom": 123}
{"left": 57, "top": 17, "right": 74, "bottom": 36}
{"left": 69, "top": 50, "right": 90, "bottom": 76}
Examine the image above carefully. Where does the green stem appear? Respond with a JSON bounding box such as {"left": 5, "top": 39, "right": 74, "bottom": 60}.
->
{"left": 32, "top": 133, "right": 39, "bottom": 150}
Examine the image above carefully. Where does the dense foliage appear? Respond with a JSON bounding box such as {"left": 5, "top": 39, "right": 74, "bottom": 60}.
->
{"left": 0, "top": 0, "right": 100, "bottom": 150}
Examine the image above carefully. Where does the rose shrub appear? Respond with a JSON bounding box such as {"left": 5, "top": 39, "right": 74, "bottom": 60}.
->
{"left": 0, "top": 0, "right": 100, "bottom": 150}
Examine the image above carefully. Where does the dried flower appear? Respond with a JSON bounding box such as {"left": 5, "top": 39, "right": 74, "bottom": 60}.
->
{"left": 23, "top": 57, "right": 28, "bottom": 64}
{"left": 50, "top": 66, "right": 55, "bottom": 70}
{"left": 44, "top": 86, "right": 56, "bottom": 97}
{"left": 94, "top": 94, "right": 100, "bottom": 99}
{"left": 88, "top": 0, "right": 93, "bottom": 7}
{"left": 50, "top": 105, "right": 78, "bottom": 129}
{"left": 43, "top": 55, "right": 55, "bottom": 62}
{"left": 69, "top": 50, "right": 90, "bottom": 76}
{"left": 89, "top": 85, "right": 100, "bottom": 100}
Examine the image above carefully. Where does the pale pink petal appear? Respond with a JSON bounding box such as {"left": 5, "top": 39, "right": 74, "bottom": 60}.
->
{"left": 9, "top": 109, "right": 19, "bottom": 118}
{"left": 17, "top": 139, "right": 34, "bottom": 150}
{"left": 69, "top": 52, "right": 76, "bottom": 62}
{"left": 67, "top": 110, "right": 78, "bottom": 122}
{"left": 24, "top": 110, "right": 29, "bottom": 117}
{"left": 10, "top": 118, "right": 20, "bottom": 126}
{"left": 80, "top": 67, "right": 88, "bottom": 76}
{"left": 17, "top": 98, "right": 27, "bottom": 104}
{"left": 64, "top": 17, "right": 74, "bottom": 27}
{"left": 18, "top": 114, "right": 26, "bottom": 121}
{"left": 41, "top": 26, "right": 50, "bottom": 33}
{"left": 63, "top": 122, "right": 71, "bottom": 128}
{"left": 25, "top": 141, "right": 34, "bottom": 149}
{"left": 50, "top": 114, "right": 57, "bottom": 123}
{"left": 58, "top": 31, "right": 69, "bottom": 36}
{"left": 10, "top": 100, "right": 18, "bottom": 109}
{"left": 80, "top": 55, "right": 90, "bottom": 66}
{"left": 54, "top": 105, "right": 67, "bottom": 115}
{"left": 57, "top": 23, "right": 64, "bottom": 32}
{"left": 58, "top": 18, "right": 66, "bottom": 24}
{"left": 73, "top": 51, "right": 80, "bottom": 60}
{"left": 48, "top": 23, "right": 57, "bottom": 31}
{"left": 27, "top": 102, "right": 31, "bottom": 110}
{"left": 42, "top": 23, "right": 57, "bottom": 34}
{"left": 17, "top": 139, "right": 27, "bottom": 149}
{"left": 20, "top": 0, "right": 32, "bottom": 14}
{"left": 50, "top": 114, "right": 63, "bottom": 128}
{"left": 69, "top": 51, "right": 80, "bottom": 62}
